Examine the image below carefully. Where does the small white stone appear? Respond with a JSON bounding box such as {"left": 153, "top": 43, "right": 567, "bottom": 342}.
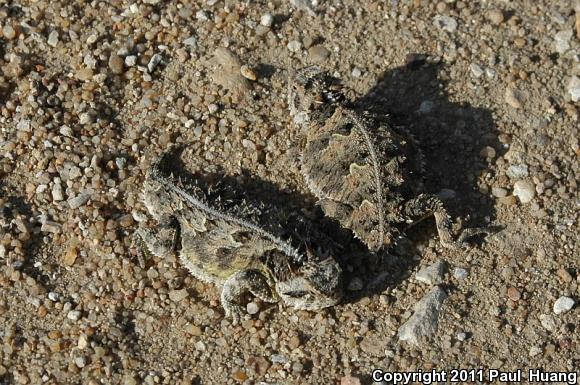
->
{"left": 553, "top": 30, "right": 573, "bottom": 53}
{"left": 567, "top": 76, "right": 580, "bottom": 102}
{"left": 41, "top": 221, "right": 62, "bottom": 234}
{"left": 48, "top": 292, "right": 60, "bottom": 301}
{"left": 246, "top": 302, "right": 260, "bottom": 315}
{"left": 51, "top": 183, "right": 64, "bottom": 201}
{"left": 529, "top": 346, "right": 542, "bottom": 357}
{"left": 125, "top": 55, "right": 137, "bottom": 67}
{"left": 260, "top": 13, "right": 274, "bottom": 27}
{"left": 351, "top": 67, "right": 362, "bottom": 78}
{"left": 513, "top": 180, "right": 535, "bottom": 203}
{"left": 208, "top": 104, "right": 219, "bottom": 114}
{"left": 183, "top": 36, "right": 197, "bottom": 47}
{"left": 415, "top": 260, "right": 447, "bottom": 285}
{"left": 59, "top": 125, "right": 73, "bottom": 137}
{"left": 47, "top": 31, "right": 59, "bottom": 47}
{"left": 86, "top": 34, "right": 98, "bottom": 44}
{"left": 287, "top": 40, "right": 302, "bottom": 52}
{"left": 433, "top": 15, "right": 458, "bottom": 33}
{"left": 539, "top": 314, "right": 557, "bottom": 332}
{"left": 469, "top": 63, "right": 484, "bottom": 78}
{"left": 77, "top": 334, "right": 88, "bottom": 349}
{"left": 147, "top": 53, "right": 162, "bottom": 73}
{"left": 74, "top": 356, "right": 86, "bottom": 368}
{"left": 553, "top": 296, "right": 574, "bottom": 315}
{"left": 67, "top": 310, "right": 82, "bottom": 321}
{"left": 453, "top": 268, "right": 468, "bottom": 280}
{"left": 456, "top": 332, "right": 467, "bottom": 341}
{"left": 506, "top": 164, "right": 529, "bottom": 179}
{"left": 196, "top": 10, "right": 209, "bottom": 21}
{"left": 169, "top": 289, "right": 188, "bottom": 302}
{"left": 17, "top": 119, "right": 31, "bottom": 131}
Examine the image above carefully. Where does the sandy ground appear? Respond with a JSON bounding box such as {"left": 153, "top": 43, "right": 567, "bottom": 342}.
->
{"left": 0, "top": 0, "right": 578, "bottom": 384}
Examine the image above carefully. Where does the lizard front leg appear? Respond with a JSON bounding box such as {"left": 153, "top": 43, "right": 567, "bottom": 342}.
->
{"left": 221, "top": 270, "right": 278, "bottom": 322}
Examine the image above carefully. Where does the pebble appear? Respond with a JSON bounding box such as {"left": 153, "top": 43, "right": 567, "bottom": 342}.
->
{"left": 74, "top": 356, "right": 87, "bottom": 368}
{"left": 507, "top": 287, "right": 521, "bottom": 301}
{"left": 567, "top": 76, "right": 580, "bottom": 102}
{"left": 63, "top": 245, "right": 79, "bottom": 266}
{"left": 513, "top": 180, "right": 535, "bottom": 203}
{"left": 208, "top": 104, "right": 219, "bottom": 114}
{"left": 240, "top": 65, "right": 257, "bottom": 81}
{"left": 67, "top": 310, "right": 82, "bottom": 321}
{"left": 48, "top": 292, "right": 60, "bottom": 302}
{"left": 2, "top": 25, "right": 16, "bottom": 40}
{"left": 487, "top": 9, "right": 504, "bottom": 24}
{"left": 456, "top": 332, "right": 467, "bottom": 341}
{"left": 504, "top": 87, "right": 524, "bottom": 109}
{"left": 260, "top": 13, "right": 274, "bottom": 27}
{"left": 470, "top": 63, "right": 484, "bottom": 78}
{"left": 308, "top": 45, "right": 330, "bottom": 63}
{"left": 556, "top": 268, "right": 573, "bottom": 283}
{"left": 553, "top": 30, "right": 573, "bottom": 54}
{"left": 506, "top": 164, "right": 529, "bottom": 179}
{"left": 492, "top": 187, "right": 508, "bottom": 198}
{"left": 68, "top": 193, "right": 90, "bottom": 209}
{"left": 529, "top": 346, "right": 542, "bottom": 357}
{"left": 109, "top": 54, "right": 125, "bottom": 74}
{"left": 553, "top": 296, "right": 574, "bottom": 315}
{"left": 51, "top": 183, "right": 64, "bottom": 201}
{"left": 347, "top": 277, "right": 363, "bottom": 291}
{"left": 415, "top": 260, "right": 447, "bottom": 285}
{"left": 246, "top": 302, "right": 259, "bottom": 315}
{"left": 433, "top": 15, "right": 458, "bottom": 33}
{"left": 287, "top": 40, "right": 302, "bottom": 52}
{"left": 78, "top": 334, "right": 88, "bottom": 349}
{"left": 125, "top": 55, "right": 137, "bottom": 67}
{"left": 351, "top": 67, "right": 362, "bottom": 78}
{"left": 41, "top": 221, "right": 62, "bottom": 234}
{"left": 539, "top": 314, "right": 557, "bottom": 332}
{"left": 47, "top": 31, "right": 59, "bottom": 47}
{"left": 398, "top": 286, "right": 447, "bottom": 346}
{"left": 147, "top": 54, "right": 162, "bottom": 73}
{"left": 168, "top": 289, "right": 188, "bottom": 302}
{"left": 453, "top": 268, "right": 468, "bottom": 280}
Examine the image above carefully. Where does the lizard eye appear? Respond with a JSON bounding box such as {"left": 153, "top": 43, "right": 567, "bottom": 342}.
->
{"left": 283, "top": 290, "right": 309, "bottom": 298}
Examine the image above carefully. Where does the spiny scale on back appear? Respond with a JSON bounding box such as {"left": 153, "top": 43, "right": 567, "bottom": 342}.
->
{"left": 136, "top": 152, "right": 343, "bottom": 320}
{"left": 289, "top": 66, "right": 482, "bottom": 252}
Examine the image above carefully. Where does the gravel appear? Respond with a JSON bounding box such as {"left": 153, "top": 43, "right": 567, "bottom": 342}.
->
{"left": 1, "top": 1, "right": 577, "bottom": 383}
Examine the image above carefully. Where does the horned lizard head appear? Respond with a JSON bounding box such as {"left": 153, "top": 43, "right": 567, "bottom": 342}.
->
{"left": 275, "top": 256, "right": 343, "bottom": 311}
{"left": 288, "top": 66, "right": 345, "bottom": 125}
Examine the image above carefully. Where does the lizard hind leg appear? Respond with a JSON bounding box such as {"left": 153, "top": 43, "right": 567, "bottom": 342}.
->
{"left": 403, "top": 193, "right": 456, "bottom": 248}
{"left": 134, "top": 225, "right": 178, "bottom": 264}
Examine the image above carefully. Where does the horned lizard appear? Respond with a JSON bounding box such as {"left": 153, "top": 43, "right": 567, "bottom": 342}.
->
{"left": 135, "top": 153, "right": 343, "bottom": 321}
{"left": 288, "top": 66, "right": 485, "bottom": 252}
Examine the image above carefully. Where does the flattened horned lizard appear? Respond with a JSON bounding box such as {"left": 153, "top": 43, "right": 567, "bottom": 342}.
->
{"left": 289, "top": 66, "right": 485, "bottom": 252}
{"left": 135, "top": 154, "right": 343, "bottom": 321}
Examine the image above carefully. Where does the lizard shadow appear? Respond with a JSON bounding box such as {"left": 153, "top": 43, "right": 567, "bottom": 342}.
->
{"left": 355, "top": 58, "right": 500, "bottom": 230}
